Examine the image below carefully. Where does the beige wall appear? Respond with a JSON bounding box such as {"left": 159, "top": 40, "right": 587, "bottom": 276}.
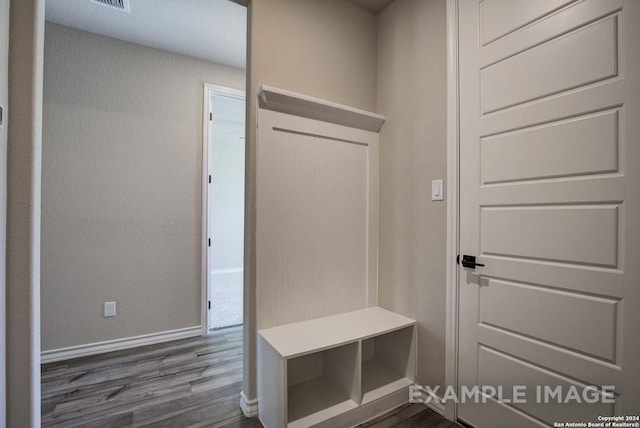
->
{"left": 7, "top": 0, "right": 45, "bottom": 425}
{"left": 41, "top": 23, "right": 245, "bottom": 351}
{"left": 244, "top": 0, "right": 377, "bottom": 401}
{"left": 249, "top": 0, "right": 377, "bottom": 111}
{"left": 376, "top": 0, "right": 448, "bottom": 389}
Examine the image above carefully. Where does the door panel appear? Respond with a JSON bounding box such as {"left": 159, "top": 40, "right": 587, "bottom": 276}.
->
{"left": 480, "top": 16, "right": 618, "bottom": 114}
{"left": 480, "top": 279, "right": 618, "bottom": 361}
{"left": 477, "top": 324, "right": 619, "bottom": 389}
{"left": 480, "top": 0, "right": 623, "bottom": 67}
{"left": 479, "top": 0, "right": 575, "bottom": 46}
{"left": 481, "top": 205, "right": 619, "bottom": 267}
{"left": 458, "top": 0, "right": 639, "bottom": 425}
{"left": 478, "top": 346, "right": 615, "bottom": 424}
{"left": 481, "top": 110, "right": 619, "bottom": 185}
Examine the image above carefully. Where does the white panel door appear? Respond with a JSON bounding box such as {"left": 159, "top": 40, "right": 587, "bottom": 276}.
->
{"left": 458, "top": 1, "right": 640, "bottom": 426}
{"left": 208, "top": 91, "right": 245, "bottom": 330}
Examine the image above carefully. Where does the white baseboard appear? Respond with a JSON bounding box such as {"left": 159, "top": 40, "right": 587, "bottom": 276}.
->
{"left": 240, "top": 390, "right": 258, "bottom": 418}
{"left": 41, "top": 325, "right": 202, "bottom": 364}
{"left": 424, "top": 399, "right": 446, "bottom": 416}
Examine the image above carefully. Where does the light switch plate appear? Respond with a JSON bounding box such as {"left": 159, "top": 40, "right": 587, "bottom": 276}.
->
{"left": 432, "top": 179, "right": 444, "bottom": 201}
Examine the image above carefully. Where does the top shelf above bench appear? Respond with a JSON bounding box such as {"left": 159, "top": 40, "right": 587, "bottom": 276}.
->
{"left": 258, "top": 85, "right": 386, "bottom": 132}
{"left": 258, "top": 306, "right": 415, "bottom": 359}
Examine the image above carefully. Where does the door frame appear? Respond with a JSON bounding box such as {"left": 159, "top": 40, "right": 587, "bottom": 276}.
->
{"left": 201, "top": 83, "right": 246, "bottom": 335}
{"left": 0, "top": 0, "right": 9, "bottom": 423}
{"left": 444, "top": 0, "right": 460, "bottom": 422}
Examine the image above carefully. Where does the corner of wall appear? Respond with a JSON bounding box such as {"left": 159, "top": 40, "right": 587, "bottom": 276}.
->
{"left": 7, "top": 0, "right": 45, "bottom": 425}
{"left": 375, "top": 0, "right": 449, "bottom": 388}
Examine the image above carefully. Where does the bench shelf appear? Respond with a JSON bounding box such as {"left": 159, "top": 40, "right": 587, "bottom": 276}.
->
{"left": 257, "top": 307, "right": 416, "bottom": 428}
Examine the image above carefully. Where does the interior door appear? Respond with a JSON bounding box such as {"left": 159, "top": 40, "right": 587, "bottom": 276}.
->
{"left": 458, "top": 1, "right": 640, "bottom": 426}
{"left": 208, "top": 90, "right": 246, "bottom": 330}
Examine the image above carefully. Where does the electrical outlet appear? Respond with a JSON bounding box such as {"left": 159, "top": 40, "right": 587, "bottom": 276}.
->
{"left": 104, "top": 301, "right": 116, "bottom": 317}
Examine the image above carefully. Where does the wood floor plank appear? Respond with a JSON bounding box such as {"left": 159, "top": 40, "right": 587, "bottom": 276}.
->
{"left": 189, "top": 368, "right": 244, "bottom": 394}
{"left": 78, "top": 411, "right": 134, "bottom": 428}
{"left": 359, "top": 404, "right": 462, "bottom": 428}
{"left": 355, "top": 403, "right": 428, "bottom": 428}
{"left": 137, "top": 396, "right": 242, "bottom": 428}
{"left": 132, "top": 382, "right": 243, "bottom": 426}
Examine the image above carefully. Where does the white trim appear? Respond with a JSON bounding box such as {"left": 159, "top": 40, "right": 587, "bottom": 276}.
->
{"left": 444, "top": 0, "right": 460, "bottom": 423}
{"left": 208, "top": 84, "right": 245, "bottom": 101}
{"left": 41, "top": 326, "right": 201, "bottom": 364}
{"left": 202, "top": 83, "right": 246, "bottom": 335}
{"left": 202, "top": 83, "right": 210, "bottom": 336}
{"left": 240, "top": 390, "right": 258, "bottom": 417}
{"left": 211, "top": 267, "right": 243, "bottom": 275}
{"left": 0, "top": 0, "right": 9, "bottom": 424}
{"left": 258, "top": 85, "right": 386, "bottom": 132}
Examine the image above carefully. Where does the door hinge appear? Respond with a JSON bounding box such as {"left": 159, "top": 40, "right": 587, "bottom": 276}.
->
{"left": 208, "top": 301, "right": 211, "bottom": 310}
{"left": 209, "top": 112, "right": 213, "bottom": 121}
{"left": 208, "top": 238, "right": 211, "bottom": 247}
{"left": 209, "top": 175, "right": 212, "bottom": 184}
{"left": 456, "top": 254, "right": 460, "bottom": 265}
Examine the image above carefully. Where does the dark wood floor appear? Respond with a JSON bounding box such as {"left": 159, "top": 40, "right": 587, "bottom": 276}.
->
{"left": 362, "top": 404, "right": 461, "bottom": 428}
{"left": 41, "top": 326, "right": 259, "bottom": 427}
{"left": 42, "top": 327, "right": 459, "bottom": 427}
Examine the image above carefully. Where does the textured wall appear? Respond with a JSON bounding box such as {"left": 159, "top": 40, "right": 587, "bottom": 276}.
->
{"left": 7, "top": 0, "right": 44, "bottom": 425}
{"left": 376, "top": 0, "right": 448, "bottom": 389}
{"left": 244, "top": 0, "right": 377, "bottom": 401}
{"left": 41, "top": 23, "right": 245, "bottom": 351}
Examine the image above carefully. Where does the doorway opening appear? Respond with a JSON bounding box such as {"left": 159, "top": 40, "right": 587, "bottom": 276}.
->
{"left": 204, "top": 85, "right": 246, "bottom": 331}
{"left": 39, "top": 0, "right": 248, "bottom": 425}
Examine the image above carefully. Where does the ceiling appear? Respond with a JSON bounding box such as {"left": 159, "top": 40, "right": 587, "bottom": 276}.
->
{"left": 45, "top": 0, "right": 395, "bottom": 70}
{"left": 350, "top": 0, "right": 396, "bottom": 14}
{"left": 45, "top": 0, "right": 247, "bottom": 70}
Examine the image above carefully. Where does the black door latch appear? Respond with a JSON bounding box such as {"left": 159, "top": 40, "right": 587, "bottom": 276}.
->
{"left": 462, "top": 255, "right": 485, "bottom": 269}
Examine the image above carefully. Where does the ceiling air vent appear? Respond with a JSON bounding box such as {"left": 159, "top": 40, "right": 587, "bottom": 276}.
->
{"left": 89, "top": 0, "right": 131, "bottom": 12}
